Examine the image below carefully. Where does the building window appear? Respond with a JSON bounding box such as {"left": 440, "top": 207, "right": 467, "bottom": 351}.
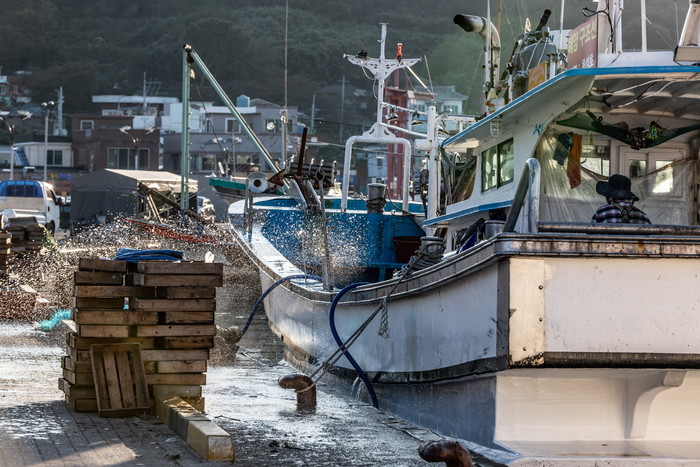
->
{"left": 80, "top": 120, "right": 94, "bottom": 131}
{"left": 108, "top": 147, "right": 149, "bottom": 169}
{"left": 442, "top": 104, "right": 459, "bottom": 114}
{"left": 0, "top": 84, "right": 6, "bottom": 95}
{"left": 481, "top": 138, "right": 514, "bottom": 192}
{"left": 264, "top": 119, "right": 278, "bottom": 132}
{"left": 47, "top": 149, "right": 63, "bottom": 165}
{"left": 226, "top": 119, "right": 241, "bottom": 133}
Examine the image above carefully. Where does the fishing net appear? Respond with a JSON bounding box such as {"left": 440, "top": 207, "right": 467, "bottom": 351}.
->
{"left": 536, "top": 127, "right": 696, "bottom": 225}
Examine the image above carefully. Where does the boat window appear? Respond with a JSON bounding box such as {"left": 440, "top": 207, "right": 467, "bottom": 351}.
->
{"left": 445, "top": 149, "right": 477, "bottom": 203}
{"left": 481, "top": 138, "right": 514, "bottom": 192}
{"left": 621, "top": 149, "right": 685, "bottom": 197}
{"left": 580, "top": 142, "right": 610, "bottom": 176}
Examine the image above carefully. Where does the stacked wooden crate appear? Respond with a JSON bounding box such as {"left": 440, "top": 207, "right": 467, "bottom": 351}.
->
{"left": 58, "top": 257, "right": 223, "bottom": 414}
{"left": 0, "top": 232, "right": 11, "bottom": 275}
{"left": 6, "top": 219, "right": 46, "bottom": 252}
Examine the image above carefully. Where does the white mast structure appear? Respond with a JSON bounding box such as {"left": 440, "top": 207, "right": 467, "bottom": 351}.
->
{"left": 341, "top": 23, "right": 420, "bottom": 213}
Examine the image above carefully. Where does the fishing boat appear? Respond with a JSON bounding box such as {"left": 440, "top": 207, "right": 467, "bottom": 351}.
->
{"left": 226, "top": 2, "right": 700, "bottom": 464}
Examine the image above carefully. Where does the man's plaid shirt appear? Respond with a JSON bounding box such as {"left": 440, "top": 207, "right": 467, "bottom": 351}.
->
{"left": 592, "top": 200, "right": 651, "bottom": 224}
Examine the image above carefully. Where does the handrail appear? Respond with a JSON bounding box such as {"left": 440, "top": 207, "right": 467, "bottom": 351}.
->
{"left": 503, "top": 158, "right": 540, "bottom": 232}
{"left": 538, "top": 222, "right": 700, "bottom": 236}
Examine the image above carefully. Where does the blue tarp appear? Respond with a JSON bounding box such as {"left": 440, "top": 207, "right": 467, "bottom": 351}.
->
{"left": 113, "top": 248, "right": 184, "bottom": 262}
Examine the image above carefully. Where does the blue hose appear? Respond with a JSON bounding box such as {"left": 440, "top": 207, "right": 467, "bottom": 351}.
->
{"left": 329, "top": 282, "right": 379, "bottom": 409}
{"left": 241, "top": 274, "right": 323, "bottom": 336}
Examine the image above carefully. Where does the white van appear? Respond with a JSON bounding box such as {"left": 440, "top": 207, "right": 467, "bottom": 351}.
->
{"left": 0, "top": 180, "right": 65, "bottom": 234}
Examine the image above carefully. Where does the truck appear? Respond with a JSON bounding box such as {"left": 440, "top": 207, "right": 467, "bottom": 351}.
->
{"left": 0, "top": 180, "right": 65, "bottom": 234}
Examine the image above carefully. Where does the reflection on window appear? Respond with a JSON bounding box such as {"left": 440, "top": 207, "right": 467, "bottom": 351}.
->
{"left": 481, "top": 138, "right": 514, "bottom": 192}
{"left": 581, "top": 144, "right": 610, "bottom": 176}
{"left": 628, "top": 159, "right": 646, "bottom": 178}
{"left": 653, "top": 160, "right": 673, "bottom": 194}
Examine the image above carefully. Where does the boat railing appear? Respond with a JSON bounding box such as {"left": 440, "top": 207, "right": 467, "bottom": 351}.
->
{"left": 503, "top": 158, "right": 540, "bottom": 233}
{"left": 538, "top": 222, "right": 700, "bottom": 236}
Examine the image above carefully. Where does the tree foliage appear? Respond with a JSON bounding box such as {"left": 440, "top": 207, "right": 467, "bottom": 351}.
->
{"left": 0, "top": 0, "right": 685, "bottom": 125}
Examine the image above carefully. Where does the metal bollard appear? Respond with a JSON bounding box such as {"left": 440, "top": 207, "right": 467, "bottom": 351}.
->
{"left": 278, "top": 374, "right": 316, "bottom": 412}
{"left": 418, "top": 439, "right": 473, "bottom": 467}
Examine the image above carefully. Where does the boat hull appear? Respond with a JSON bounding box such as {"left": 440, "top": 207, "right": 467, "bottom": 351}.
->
{"left": 232, "top": 215, "right": 700, "bottom": 461}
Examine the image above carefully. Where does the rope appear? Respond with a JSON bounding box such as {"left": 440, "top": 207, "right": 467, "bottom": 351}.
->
{"left": 299, "top": 246, "right": 436, "bottom": 399}
{"left": 394, "top": 237, "right": 445, "bottom": 278}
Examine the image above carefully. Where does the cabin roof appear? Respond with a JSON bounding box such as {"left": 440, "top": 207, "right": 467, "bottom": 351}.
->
{"left": 442, "top": 66, "right": 700, "bottom": 150}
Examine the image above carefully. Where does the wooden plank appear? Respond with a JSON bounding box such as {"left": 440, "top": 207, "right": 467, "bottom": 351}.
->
{"left": 136, "top": 325, "right": 216, "bottom": 337}
{"left": 163, "top": 311, "right": 214, "bottom": 325}
{"left": 140, "top": 349, "right": 209, "bottom": 361}
{"left": 73, "top": 297, "right": 125, "bottom": 309}
{"left": 150, "top": 384, "right": 202, "bottom": 398}
{"left": 73, "top": 310, "right": 158, "bottom": 326}
{"left": 78, "top": 258, "right": 128, "bottom": 272}
{"left": 68, "top": 347, "right": 91, "bottom": 362}
{"left": 63, "top": 368, "right": 94, "bottom": 386}
{"left": 62, "top": 356, "right": 91, "bottom": 373}
{"left": 65, "top": 396, "right": 99, "bottom": 413}
{"left": 145, "top": 373, "right": 206, "bottom": 385}
{"left": 137, "top": 261, "right": 223, "bottom": 275}
{"left": 115, "top": 351, "right": 135, "bottom": 408}
{"left": 90, "top": 343, "right": 151, "bottom": 417}
{"left": 67, "top": 332, "right": 155, "bottom": 350}
{"left": 156, "top": 360, "right": 207, "bottom": 374}
{"left": 74, "top": 271, "right": 124, "bottom": 285}
{"left": 157, "top": 287, "right": 216, "bottom": 299}
{"left": 58, "top": 378, "right": 96, "bottom": 398}
{"left": 130, "top": 298, "right": 216, "bottom": 312}
{"left": 78, "top": 324, "right": 130, "bottom": 338}
{"left": 158, "top": 336, "right": 215, "bottom": 350}
{"left": 102, "top": 351, "right": 123, "bottom": 409}
{"left": 131, "top": 273, "right": 223, "bottom": 288}
{"left": 74, "top": 285, "right": 157, "bottom": 298}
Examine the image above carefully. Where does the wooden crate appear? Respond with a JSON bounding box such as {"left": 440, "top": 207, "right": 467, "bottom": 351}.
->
{"left": 90, "top": 343, "right": 150, "bottom": 417}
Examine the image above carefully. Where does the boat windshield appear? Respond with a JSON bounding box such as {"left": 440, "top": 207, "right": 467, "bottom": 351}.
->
{"left": 536, "top": 128, "right": 694, "bottom": 225}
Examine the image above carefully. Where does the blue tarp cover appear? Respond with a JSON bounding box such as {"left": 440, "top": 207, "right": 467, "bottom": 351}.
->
{"left": 113, "top": 248, "right": 184, "bottom": 262}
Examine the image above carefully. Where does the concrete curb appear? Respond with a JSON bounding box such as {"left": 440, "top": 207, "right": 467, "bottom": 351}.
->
{"left": 156, "top": 396, "right": 235, "bottom": 461}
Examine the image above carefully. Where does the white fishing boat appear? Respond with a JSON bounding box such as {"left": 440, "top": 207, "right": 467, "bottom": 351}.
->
{"left": 226, "top": 2, "right": 700, "bottom": 464}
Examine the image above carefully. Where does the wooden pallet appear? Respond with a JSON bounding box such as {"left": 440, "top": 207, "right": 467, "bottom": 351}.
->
{"left": 90, "top": 343, "right": 150, "bottom": 417}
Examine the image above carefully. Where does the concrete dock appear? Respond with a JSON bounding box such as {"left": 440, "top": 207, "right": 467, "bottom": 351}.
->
{"left": 0, "top": 314, "right": 443, "bottom": 466}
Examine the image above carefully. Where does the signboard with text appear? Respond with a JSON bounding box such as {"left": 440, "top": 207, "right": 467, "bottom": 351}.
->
{"left": 567, "top": 16, "right": 598, "bottom": 69}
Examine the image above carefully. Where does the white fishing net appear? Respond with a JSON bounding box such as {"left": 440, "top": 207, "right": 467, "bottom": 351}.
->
{"left": 536, "top": 128, "right": 697, "bottom": 225}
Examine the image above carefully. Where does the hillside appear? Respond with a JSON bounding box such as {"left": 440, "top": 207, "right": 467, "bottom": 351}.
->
{"left": 0, "top": 0, "right": 684, "bottom": 143}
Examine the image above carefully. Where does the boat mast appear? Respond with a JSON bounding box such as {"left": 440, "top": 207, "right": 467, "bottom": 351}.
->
{"left": 182, "top": 45, "right": 288, "bottom": 190}
{"left": 342, "top": 24, "right": 420, "bottom": 212}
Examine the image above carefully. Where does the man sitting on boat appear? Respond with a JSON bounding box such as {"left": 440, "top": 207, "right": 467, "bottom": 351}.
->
{"left": 592, "top": 174, "right": 651, "bottom": 224}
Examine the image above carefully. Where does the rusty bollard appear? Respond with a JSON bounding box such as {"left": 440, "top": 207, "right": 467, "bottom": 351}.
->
{"left": 418, "top": 440, "right": 473, "bottom": 467}
{"left": 278, "top": 374, "right": 316, "bottom": 412}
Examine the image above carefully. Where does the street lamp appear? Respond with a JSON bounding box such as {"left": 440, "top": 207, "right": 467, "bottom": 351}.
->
{"left": 120, "top": 126, "right": 155, "bottom": 170}
{"left": 0, "top": 109, "right": 31, "bottom": 180}
{"left": 41, "top": 101, "right": 55, "bottom": 182}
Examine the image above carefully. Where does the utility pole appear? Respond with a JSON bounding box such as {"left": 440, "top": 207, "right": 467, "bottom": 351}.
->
{"left": 310, "top": 95, "right": 316, "bottom": 135}
{"left": 42, "top": 101, "right": 55, "bottom": 181}
{"left": 339, "top": 76, "right": 345, "bottom": 142}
